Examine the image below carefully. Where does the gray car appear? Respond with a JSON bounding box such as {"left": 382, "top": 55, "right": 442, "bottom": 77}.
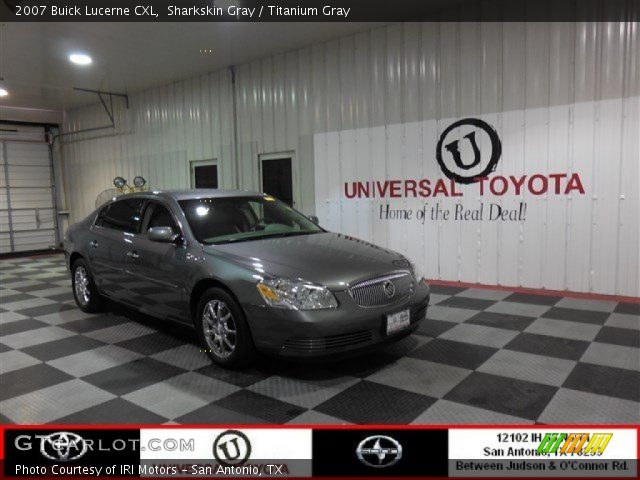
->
{"left": 64, "top": 190, "right": 430, "bottom": 367}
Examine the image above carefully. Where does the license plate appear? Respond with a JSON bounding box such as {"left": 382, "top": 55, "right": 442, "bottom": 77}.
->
{"left": 385, "top": 309, "right": 410, "bottom": 335}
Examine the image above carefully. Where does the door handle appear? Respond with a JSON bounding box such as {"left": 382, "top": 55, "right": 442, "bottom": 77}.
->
{"left": 89, "top": 240, "right": 99, "bottom": 248}
{"left": 126, "top": 250, "right": 139, "bottom": 259}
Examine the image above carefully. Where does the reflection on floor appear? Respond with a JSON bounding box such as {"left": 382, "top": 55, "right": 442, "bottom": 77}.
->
{"left": 0, "top": 254, "right": 638, "bottom": 424}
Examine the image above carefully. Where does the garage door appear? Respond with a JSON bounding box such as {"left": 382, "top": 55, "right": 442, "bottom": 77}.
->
{"left": 0, "top": 126, "right": 57, "bottom": 254}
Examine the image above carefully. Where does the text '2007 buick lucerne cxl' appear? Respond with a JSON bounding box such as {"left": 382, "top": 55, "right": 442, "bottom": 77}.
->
{"left": 64, "top": 190, "right": 430, "bottom": 368}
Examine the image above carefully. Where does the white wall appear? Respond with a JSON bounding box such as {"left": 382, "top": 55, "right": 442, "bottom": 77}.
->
{"left": 60, "top": 20, "right": 639, "bottom": 296}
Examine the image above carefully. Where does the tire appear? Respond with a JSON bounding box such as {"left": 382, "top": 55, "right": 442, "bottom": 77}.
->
{"left": 195, "top": 287, "right": 255, "bottom": 368}
{"left": 71, "top": 258, "right": 105, "bottom": 313}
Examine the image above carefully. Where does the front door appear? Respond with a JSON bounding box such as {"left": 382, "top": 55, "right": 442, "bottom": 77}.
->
{"left": 260, "top": 155, "right": 293, "bottom": 206}
{"left": 88, "top": 198, "right": 144, "bottom": 303}
{"left": 126, "top": 201, "right": 190, "bottom": 322}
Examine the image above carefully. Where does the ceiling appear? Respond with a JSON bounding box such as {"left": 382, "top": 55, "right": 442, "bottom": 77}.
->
{"left": 0, "top": 22, "right": 387, "bottom": 113}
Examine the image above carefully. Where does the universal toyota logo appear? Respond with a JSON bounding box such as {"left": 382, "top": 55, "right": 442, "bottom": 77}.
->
{"left": 436, "top": 118, "right": 502, "bottom": 184}
{"left": 356, "top": 435, "right": 402, "bottom": 468}
{"left": 382, "top": 280, "right": 396, "bottom": 299}
{"left": 39, "top": 432, "right": 87, "bottom": 462}
{"left": 213, "top": 430, "right": 251, "bottom": 466}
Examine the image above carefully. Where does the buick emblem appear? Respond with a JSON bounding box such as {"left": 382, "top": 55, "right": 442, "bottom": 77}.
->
{"left": 356, "top": 435, "right": 402, "bottom": 468}
{"left": 382, "top": 280, "right": 395, "bottom": 298}
{"left": 40, "top": 432, "right": 87, "bottom": 462}
{"left": 213, "top": 430, "right": 251, "bottom": 466}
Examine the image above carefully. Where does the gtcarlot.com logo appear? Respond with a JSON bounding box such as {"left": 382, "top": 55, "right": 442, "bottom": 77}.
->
{"left": 14, "top": 432, "right": 138, "bottom": 461}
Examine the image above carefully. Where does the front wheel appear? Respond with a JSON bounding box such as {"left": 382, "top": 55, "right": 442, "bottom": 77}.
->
{"left": 71, "top": 259, "right": 105, "bottom": 313}
{"left": 195, "top": 287, "right": 255, "bottom": 368}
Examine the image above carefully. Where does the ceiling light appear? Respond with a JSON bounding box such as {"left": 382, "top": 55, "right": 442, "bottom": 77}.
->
{"left": 0, "top": 88, "right": 8, "bottom": 97}
{"left": 69, "top": 53, "right": 92, "bottom": 65}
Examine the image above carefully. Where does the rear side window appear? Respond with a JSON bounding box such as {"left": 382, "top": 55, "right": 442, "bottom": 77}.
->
{"left": 95, "top": 199, "right": 144, "bottom": 233}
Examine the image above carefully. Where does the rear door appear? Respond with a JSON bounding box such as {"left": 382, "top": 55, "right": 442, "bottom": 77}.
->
{"left": 126, "top": 200, "right": 190, "bottom": 321}
{"left": 88, "top": 198, "right": 144, "bottom": 302}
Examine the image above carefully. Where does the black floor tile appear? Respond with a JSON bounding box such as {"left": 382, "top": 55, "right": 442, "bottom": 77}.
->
{"left": 0, "top": 364, "right": 73, "bottom": 400}
{"left": 0, "top": 342, "right": 11, "bottom": 353}
{"left": 325, "top": 351, "right": 401, "bottom": 378}
{"left": 176, "top": 401, "right": 269, "bottom": 425}
{"left": 542, "top": 307, "right": 610, "bottom": 325}
{"left": 45, "top": 292, "right": 75, "bottom": 303}
{"left": 315, "top": 380, "right": 435, "bottom": 424}
{"left": 22, "top": 335, "right": 105, "bottom": 361}
{"left": 10, "top": 282, "right": 56, "bottom": 293}
{"left": 213, "top": 390, "right": 306, "bottom": 423}
{"left": 429, "top": 285, "right": 465, "bottom": 295}
{"left": 195, "top": 357, "right": 286, "bottom": 387}
{"left": 563, "top": 363, "right": 640, "bottom": 402}
{"left": 505, "top": 332, "right": 589, "bottom": 361}
{"left": 437, "top": 296, "right": 496, "bottom": 311}
{"left": 407, "top": 338, "right": 498, "bottom": 370}
{"left": 15, "top": 303, "right": 75, "bottom": 318}
{"left": 594, "top": 326, "right": 640, "bottom": 348}
{"left": 55, "top": 398, "right": 166, "bottom": 424}
{"left": 1, "top": 319, "right": 49, "bottom": 336}
{"left": 0, "top": 293, "right": 36, "bottom": 304}
{"left": 466, "top": 311, "right": 536, "bottom": 331}
{"left": 115, "top": 332, "right": 186, "bottom": 355}
{"left": 614, "top": 303, "right": 640, "bottom": 315}
{"left": 82, "top": 358, "right": 186, "bottom": 396}
{"left": 60, "top": 314, "right": 129, "bottom": 333}
{"left": 444, "top": 372, "right": 558, "bottom": 420}
{"left": 416, "top": 319, "right": 458, "bottom": 338}
{"left": 504, "top": 293, "right": 562, "bottom": 306}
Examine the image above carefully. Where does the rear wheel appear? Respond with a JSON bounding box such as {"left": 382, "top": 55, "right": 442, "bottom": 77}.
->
{"left": 71, "top": 259, "right": 104, "bottom": 313}
{"left": 195, "top": 287, "right": 255, "bottom": 368}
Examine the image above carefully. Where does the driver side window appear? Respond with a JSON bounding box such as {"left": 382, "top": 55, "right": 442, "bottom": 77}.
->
{"left": 142, "top": 202, "right": 179, "bottom": 235}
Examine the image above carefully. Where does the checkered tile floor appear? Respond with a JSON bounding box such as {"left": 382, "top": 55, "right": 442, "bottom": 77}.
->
{"left": 1, "top": 254, "right": 638, "bottom": 425}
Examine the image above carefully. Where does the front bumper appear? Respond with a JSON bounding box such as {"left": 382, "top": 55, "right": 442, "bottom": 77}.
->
{"left": 244, "top": 282, "right": 430, "bottom": 357}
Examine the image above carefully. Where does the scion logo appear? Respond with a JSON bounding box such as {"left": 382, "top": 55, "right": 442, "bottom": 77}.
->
{"left": 39, "top": 432, "right": 88, "bottom": 462}
{"left": 356, "top": 435, "right": 403, "bottom": 468}
{"left": 436, "top": 118, "right": 502, "bottom": 184}
{"left": 213, "top": 430, "right": 252, "bottom": 466}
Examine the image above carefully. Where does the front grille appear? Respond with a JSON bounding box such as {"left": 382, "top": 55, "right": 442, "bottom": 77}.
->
{"left": 284, "top": 330, "right": 373, "bottom": 353}
{"left": 349, "top": 272, "right": 414, "bottom": 308}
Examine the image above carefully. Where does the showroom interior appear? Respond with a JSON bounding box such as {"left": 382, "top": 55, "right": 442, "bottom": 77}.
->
{"left": 0, "top": 4, "right": 638, "bottom": 425}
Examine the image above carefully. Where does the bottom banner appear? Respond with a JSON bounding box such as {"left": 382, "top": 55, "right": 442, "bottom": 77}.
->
{"left": 1, "top": 426, "right": 637, "bottom": 478}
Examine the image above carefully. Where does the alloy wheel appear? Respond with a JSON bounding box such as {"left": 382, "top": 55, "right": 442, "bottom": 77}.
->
{"left": 202, "top": 299, "right": 237, "bottom": 358}
{"left": 74, "top": 266, "right": 90, "bottom": 305}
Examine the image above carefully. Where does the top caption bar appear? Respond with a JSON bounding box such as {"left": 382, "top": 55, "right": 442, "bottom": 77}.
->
{"left": 1, "top": 0, "right": 638, "bottom": 22}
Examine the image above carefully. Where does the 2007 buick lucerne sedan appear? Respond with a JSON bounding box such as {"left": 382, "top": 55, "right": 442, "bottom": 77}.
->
{"left": 64, "top": 190, "right": 430, "bottom": 367}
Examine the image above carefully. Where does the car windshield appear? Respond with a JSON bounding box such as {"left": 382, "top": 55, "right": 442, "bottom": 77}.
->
{"left": 179, "top": 196, "right": 323, "bottom": 245}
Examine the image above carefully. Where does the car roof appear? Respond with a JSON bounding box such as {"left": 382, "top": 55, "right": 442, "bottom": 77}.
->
{"left": 117, "top": 189, "right": 266, "bottom": 201}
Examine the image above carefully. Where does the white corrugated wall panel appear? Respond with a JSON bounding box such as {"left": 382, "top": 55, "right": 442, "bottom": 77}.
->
{"left": 60, "top": 19, "right": 638, "bottom": 296}
{"left": 61, "top": 70, "right": 233, "bottom": 222}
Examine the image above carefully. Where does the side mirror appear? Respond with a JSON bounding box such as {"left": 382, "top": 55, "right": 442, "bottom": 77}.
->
{"left": 148, "top": 226, "right": 178, "bottom": 243}
{"left": 308, "top": 215, "right": 319, "bottom": 225}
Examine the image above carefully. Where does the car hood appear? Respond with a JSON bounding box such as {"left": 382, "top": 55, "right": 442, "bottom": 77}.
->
{"left": 202, "top": 232, "right": 411, "bottom": 290}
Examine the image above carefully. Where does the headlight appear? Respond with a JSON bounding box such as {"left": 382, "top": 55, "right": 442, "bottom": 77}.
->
{"left": 409, "top": 260, "right": 426, "bottom": 283}
{"left": 257, "top": 277, "right": 338, "bottom": 310}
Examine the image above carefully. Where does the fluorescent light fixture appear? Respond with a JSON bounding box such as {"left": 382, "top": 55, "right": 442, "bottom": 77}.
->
{"left": 0, "top": 88, "right": 8, "bottom": 97}
{"left": 69, "top": 53, "right": 92, "bottom": 65}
